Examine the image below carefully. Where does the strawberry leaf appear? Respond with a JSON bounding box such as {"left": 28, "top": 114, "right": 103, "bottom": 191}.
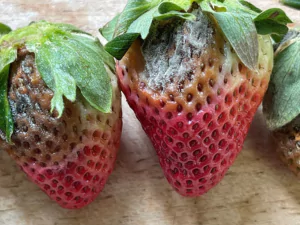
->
{"left": 156, "top": 2, "right": 196, "bottom": 20}
{"left": 199, "top": 0, "right": 259, "bottom": 70}
{"left": 105, "top": 33, "right": 140, "bottom": 60}
{"left": 263, "top": 30, "right": 300, "bottom": 130}
{"left": 254, "top": 8, "right": 292, "bottom": 25}
{"left": 163, "top": 0, "right": 195, "bottom": 11}
{"left": 0, "top": 23, "right": 12, "bottom": 37}
{"left": 0, "top": 21, "right": 114, "bottom": 141}
{"left": 113, "top": 0, "right": 161, "bottom": 38}
{"left": 158, "top": 2, "right": 188, "bottom": 13}
{"left": 0, "top": 24, "right": 16, "bottom": 142}
{"left": 254, "top": 8, "right": 292, "bottom": 40}
{"left": 0, "top": 65, "right": 14, "bottom": 142}
{"left": 127, "top": 7, "right": 159, "bottom": 39}
{"left": 255, "top": 20, "right": 288, "bottom": 36}
{"left": 100, "top": 14, "right": 120, "bottom": 41}
{"left": 280, "top": 0, "right": 300, "bottom": 9}
{"left": 29, "top": 42, "right": 77, "bottom": 116}
{"left": 238, "top": 0, "right": 262, "bottom": 13}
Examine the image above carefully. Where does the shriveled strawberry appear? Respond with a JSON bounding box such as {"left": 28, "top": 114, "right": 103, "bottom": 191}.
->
{"left": 263, "top": 27, "right": 300, "bottom": 176}
{"left": 271, "top": 118, "right": 300, "bottom": 176}
{"left": 101, "top": 1, "right": 289, "bottom": 196}
{"left": 0, "top": 22, "right": 122, "bottom": 208}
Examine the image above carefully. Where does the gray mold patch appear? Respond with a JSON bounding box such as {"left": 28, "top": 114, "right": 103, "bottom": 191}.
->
{"left": 141, "top": 9, "right": 214, "bottom": 90}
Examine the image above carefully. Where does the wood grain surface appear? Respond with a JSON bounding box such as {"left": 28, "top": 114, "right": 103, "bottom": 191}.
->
{"left": 0, "top": 1, "right": 299, "bottom": 225}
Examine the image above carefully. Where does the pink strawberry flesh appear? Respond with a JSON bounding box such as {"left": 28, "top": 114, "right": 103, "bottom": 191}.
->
{"left": 116, "top": 9, "right": 273, "bottom": 196}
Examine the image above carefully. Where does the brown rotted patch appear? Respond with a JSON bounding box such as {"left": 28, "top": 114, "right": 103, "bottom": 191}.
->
{"left": 1, "top": 48, "right": 82, "bottom": 167}
{"left": 273, "top": 117, "right": 300, "bottom": 176}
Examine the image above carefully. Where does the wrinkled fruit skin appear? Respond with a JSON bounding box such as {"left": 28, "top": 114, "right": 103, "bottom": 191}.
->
{"left": 117, "top": 17, "right": 273, "bottom": 196}
{"left": 0, "top": 49, "right": 122, "bottom": 209}
{"left": 272, "top": 117, "right": 300, "bottom": 176}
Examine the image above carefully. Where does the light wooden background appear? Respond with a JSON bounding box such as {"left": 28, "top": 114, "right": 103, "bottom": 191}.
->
{"left": 0, "top": 1, "right": 299, "bottom": 225}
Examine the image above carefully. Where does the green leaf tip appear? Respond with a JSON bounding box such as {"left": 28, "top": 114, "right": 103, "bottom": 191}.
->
{"left": 0, "top": 23, "right": 14, "bottom": 146}
{"left": 238, "top": 0, "right": 262, "bottom": 13}
{"left": 263, "top": 29, "right": 300, "bottom": 130}
{"left": 0, "top": 65, "right": 14, "bottom": 143}
{"left": 280, "top": 0, "right": 300, "bottom": 9}
{"left": 0, "top": 23, "right": 12, "bottom": 38}
{"left": 254, "top": 8, "right": 292, "bottom": 42}
{"left": 0, "top": 20, "right": 115, "bottom": 142}
{"left": 105, "top": 33, "right": 140, "bottom": 60}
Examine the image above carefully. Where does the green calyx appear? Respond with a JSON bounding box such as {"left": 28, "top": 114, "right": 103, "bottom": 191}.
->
{"left": 100, "top": 0, "right": 197, "bottom": 60}
{"left": 101, "top": 0, "right": 292, "bottom": 70}
{"left": 0, "top": 23, "right": 12, "bottom": 38}
{"left": 280, "top": 0, "right": 300, "bottom": 9}
{"left": 263, "top": 28, "right": 300, "bottom": 130}
{"left": 0, "top": 21, "right": 115, "bottom": 142}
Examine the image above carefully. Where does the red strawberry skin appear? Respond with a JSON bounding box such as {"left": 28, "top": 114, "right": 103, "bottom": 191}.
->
{"left": 116, "top": 18, "right": 273, "bottom": 196}
{"left": 0, "top": 49, "right": 122, "bottom": 209}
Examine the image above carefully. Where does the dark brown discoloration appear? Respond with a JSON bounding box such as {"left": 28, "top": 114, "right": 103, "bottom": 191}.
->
{"left": 273, "top": 116, "right": 300, "bottom": 175}
{"left": 1, "top": 49, "right": 85, "bottom": 166}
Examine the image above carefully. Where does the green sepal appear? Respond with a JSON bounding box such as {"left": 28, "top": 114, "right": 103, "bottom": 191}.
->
{"left": 199, "top": 0, "right": 292, "bottom": 70}
{"left": 280, "top": 0, "right": 300, "bottom": 9}
{"left": 0, "top": 43, "right": 17, "bottom": 142}
{"left": 0, "top": 23, "right": 12, "bottom": 38}
{"left": 254, "top": 8, "right": 292, "bottom": 41}
{"left": 254, "top": 8, "right": 292, "bottom": 25}
{"left": 0, "top": 21, "right": 115, "bottom": 141}
{"left": 163, "top": 0, "right": 195, "bottom": 11}
{"left": 263, "top": 29, "right": 300, "bottom": 130}
{"left": 156, "top": 2, "right": 196, "bottom": 20}
{"left": 100, "top": 14, "right": 121, "bottom": 41}
{"left": 255, "top": 20, "right": 288, "bottom": 36}
{"left": 105, "top": 33, "right": 140, "bottom": 60}
{"left": 113, "top": 0, "right": 161, "bottom": 38}
{"left": 127, "top": 7, "right": 159, "bottom": 39}
{"left": 238, "top": 0, "right": 262, "bottom": 13}
{"left": 199, "top": 0, "right": 259, "bottom": 70}
{"left": 0, "top": 65, "right": 14, "bottom": 142}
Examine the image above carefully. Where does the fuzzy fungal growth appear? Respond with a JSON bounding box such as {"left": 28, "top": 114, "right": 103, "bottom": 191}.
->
{"left": 141, "top": 9, "right": 214, "bottom": 90}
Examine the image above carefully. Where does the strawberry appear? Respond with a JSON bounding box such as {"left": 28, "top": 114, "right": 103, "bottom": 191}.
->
{"left": 102, "top": 0, "right": 290, "bottom": 196}
{"left": 263, "top": 27, "right": 300, "bottom": 176}
{"left": 271, "top": 119, "right": 300, "bottom": 175}
{"left": 0, "top": 21, "right": 122, "bottom": 208}
{"left": 116, "top": 18, "right": 273, "bottom": 196}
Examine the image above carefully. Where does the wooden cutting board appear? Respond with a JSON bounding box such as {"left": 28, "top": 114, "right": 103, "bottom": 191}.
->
{"left": 0, "top": 1, "right": 299, "bottom": 225}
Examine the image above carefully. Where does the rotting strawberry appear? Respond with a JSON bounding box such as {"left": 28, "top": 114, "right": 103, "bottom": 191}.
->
{"left": 101, "top": 0, "right": 291, "bottom": 196}
{"left": 0, "top": 21, "right": 122, "bottom": 209}
{"left": 263, "top": 26, "right": 300, "bottom": 176}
